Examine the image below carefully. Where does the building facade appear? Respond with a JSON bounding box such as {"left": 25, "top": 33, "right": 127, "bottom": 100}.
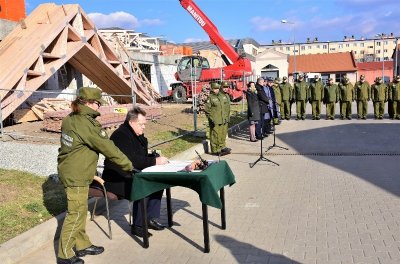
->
{"left": 263, "top": 34, "right": 398, "bottom": 63}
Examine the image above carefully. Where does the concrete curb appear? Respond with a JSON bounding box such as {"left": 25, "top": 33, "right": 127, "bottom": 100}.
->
{"left": 0, "top": 120, "right": 248, "bottom": 264}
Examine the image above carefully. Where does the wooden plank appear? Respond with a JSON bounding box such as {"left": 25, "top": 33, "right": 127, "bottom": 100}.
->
{"left": 30, "top": 106, "right": 45, "bottom": 120}
{"left": 13, "top": 109, "right": 40, "bottom": 123}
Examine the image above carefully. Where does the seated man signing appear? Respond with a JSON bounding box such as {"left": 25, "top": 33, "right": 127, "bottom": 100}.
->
{"left": 102, "top": 106, "right": 169, "bottom": 237}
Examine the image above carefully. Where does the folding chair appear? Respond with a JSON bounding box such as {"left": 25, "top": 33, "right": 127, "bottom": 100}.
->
{"left": 89, "top": 176, "right": 118, "bottom": 239}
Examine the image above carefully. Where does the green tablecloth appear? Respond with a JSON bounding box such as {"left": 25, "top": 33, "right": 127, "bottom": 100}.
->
{"left": 130, "top": 160, "right": 235, "bottom": 209}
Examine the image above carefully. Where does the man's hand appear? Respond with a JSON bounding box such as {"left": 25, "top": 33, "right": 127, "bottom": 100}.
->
{"left": 156, "top": 156, "right": 169, "bottom": 165}
{"left": 93, "top": 175, "right": 104, "bottom": 185}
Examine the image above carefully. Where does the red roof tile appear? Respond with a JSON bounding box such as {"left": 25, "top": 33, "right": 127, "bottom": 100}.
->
{"left": 288, "top": 52, "right": 357, "bottom": 74}
{"left": 357, "top": 61, "right": 393, "bottom": 70}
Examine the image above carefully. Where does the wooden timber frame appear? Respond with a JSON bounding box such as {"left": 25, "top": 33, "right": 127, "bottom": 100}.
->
{"left": 0, "top": 3, "right": 159, "bottom": 120}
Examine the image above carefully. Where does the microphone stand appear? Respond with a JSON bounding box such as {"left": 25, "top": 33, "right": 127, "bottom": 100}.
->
{"left": 249, "top": 127, "right": 279, "bottom": 168}
{"left": 266, "top": 121, "right": 288, "bottom": 152}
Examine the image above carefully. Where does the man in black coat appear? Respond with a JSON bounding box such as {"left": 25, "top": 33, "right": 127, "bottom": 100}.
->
{"left": 102, "top": 107, "right": 169, "bottom": 237}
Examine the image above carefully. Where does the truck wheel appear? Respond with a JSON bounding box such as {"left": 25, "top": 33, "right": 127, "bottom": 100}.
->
{"left": 172, "top": 86, "right": 187, "bottom": 103}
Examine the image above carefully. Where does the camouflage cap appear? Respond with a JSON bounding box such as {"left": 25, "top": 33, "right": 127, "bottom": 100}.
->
{"left": 274, "top": 77, "right": 281, "bottom": 82}
{"left": 282, "top": 76, "right": 288, "bottom": 80}
{"left": 210, "top": 82, "right": 221, "bottom": 89}
{"left": 396, "top": 75, "right": 400, "bottom": 80}
{"left": 360, "top": 74, "right": 365, "bottom": 80}
{"left": 78, "top": 87, "right": 106, "bottom": 105}
{"left": 314, "top": 75, "right": 319, "bottom": 78}
{"left": 298, "top": 74, "right": 304, "bottom": 79}
{"left": 221, "top": 81, "right": 229, "bottom": 88}
{"left": 328, "top": 77, "right": 333, "bottom": 81}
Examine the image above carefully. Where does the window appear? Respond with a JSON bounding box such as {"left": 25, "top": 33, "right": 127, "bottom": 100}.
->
{"left": 354, "top": 51, "right": 357, "bottom": 54}
{"left": 330, "top": 48, "right": 336, "bottom": 51}
{"left": 346, "top": 44, "right": 350, "bottom": 47}
{"left": 323, "top": 45, "right": 327, "bottom": 49}
{"left": 353, "top": 43, "right": 357, "bottom": 47}
{"left": 384, "top": 49, "right": 388, "bottom": 53}
{"left": 317, "top": 45, "right": 320, "bottom": 49}
{"left": 368, "top": 46, "right": 374, "bottom": 49}
{"left": 360, "top": 43, "right": 364, "bottom": 47}
{"left": 360, "top": 50, "right": 364, "bottom": 54}
{"left": 384, "top": 41, "right": 388, "bottom": 45}
{"left": 308, "top": 45, "right": 312, "bottom": 49}
{"left": 335, "top": 73, "right": 346, "bottom": 83}
{"left": 376, "top": 41, "right": 381, "bottom": 46}
{"left": 301, "top": 46, "right": 305, "bottom": 50}
{"left": 280, "top": 47, "right": 283, "bottom": 51}
{"left": 338, "top": 44, "right": 343, "bottom": 48}
{"left": 286, "top": 47, "right": 290, "bottom": 51}
{"left": 376, "top": 50, "right": 381, "bottom": 54}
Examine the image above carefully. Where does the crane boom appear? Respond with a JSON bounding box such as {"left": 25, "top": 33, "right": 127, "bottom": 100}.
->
{"left": 179, "top": 0, "right": 249, "bottom": 68}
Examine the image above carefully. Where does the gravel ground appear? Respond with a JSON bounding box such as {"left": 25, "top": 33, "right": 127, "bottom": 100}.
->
{"left": 0, "top": 141, "right": 106, "bottom": 177}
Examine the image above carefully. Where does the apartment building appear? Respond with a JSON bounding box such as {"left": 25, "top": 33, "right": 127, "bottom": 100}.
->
{"left": 262, "top": 34, "right": 399, "bottom": 63}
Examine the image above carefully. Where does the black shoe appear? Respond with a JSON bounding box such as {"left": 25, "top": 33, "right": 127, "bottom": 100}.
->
{"left": 131, "top": 226, "right": 153, "bottom": 237}
{"left": 76, "top": 245, "right": 104, "bottom": 257}
{"left": 148, "top": 218, "right": 165, "bottom": 230}
{"left": 316, "top": 116, "right": 320, "bottom": 120}
{"left": 250, "top": 139, "right": 258, "bottom": 142}
{"left": 221, "top": 147, "right": 232, "bottom": 153}
{"left": 57, "top": 256, "right": 84, "bottom": 264}
{"left": 255, "top": 136, "right": 263, "bottom": 140}
{"left": 347, "top": 116, "right": 352, "bottom": 120}
{"left": 362, "top": 117, "right": 367, "bottom": 120}
{"left": 301, "top": 117, "right": 305, "bottom": 120}
{"left": 219, "top": 150, "right": 230, "bottom": 156}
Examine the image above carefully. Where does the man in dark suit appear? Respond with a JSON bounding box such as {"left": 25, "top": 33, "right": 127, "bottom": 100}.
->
{"left": 102, "top": 106, "right": 169, "bottom": 237}
{"left": 255, "top": 77, "right": 268, "bottom": 139}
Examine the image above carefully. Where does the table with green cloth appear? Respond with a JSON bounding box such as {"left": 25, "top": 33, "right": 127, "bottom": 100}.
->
{"left": 130, "top": 160, "right": 236, "bottom": 253}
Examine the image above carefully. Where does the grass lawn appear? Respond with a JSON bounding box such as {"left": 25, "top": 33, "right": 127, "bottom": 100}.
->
{"left": 0, "top": 169, "right": 66, "bottom": 244}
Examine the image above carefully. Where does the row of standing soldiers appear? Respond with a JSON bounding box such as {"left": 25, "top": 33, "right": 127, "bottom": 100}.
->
{"left": 272, "top": 74, "right": 400, "bottom": 120}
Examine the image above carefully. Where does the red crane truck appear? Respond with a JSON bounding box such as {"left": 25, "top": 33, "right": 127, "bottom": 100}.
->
{"left": 168, "top": 0, "right": 253, "bottom": 103}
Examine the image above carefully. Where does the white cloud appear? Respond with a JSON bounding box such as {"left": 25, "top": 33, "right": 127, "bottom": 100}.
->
{"left": 88, "top": 12, "right": 139, "bottom": 29}
{"left": 183, "top": 38, "right": 206, "bottom": 43}
{"left": 88, "top": 12, "right": 163, "bottom": 30}
{"left": 250, "top": 17, "right": 287, "bottom": 32}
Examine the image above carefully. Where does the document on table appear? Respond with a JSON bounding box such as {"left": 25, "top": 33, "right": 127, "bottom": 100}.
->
{"left": 141, "top": 160, "right": 219, "bottom": 173}
{"left": 141, "top": 160, "right": 193, "bottom": 172}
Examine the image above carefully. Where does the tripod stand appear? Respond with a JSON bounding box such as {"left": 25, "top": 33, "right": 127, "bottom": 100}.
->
{"left": 249, "top": 131, "right": 279, "bottom": 168}
{"left": 266, "top": 122, "right": 288, "bottom": 152}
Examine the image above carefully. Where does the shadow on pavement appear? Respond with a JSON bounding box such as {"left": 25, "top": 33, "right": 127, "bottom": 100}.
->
{"left": 215, "top": 235, "right": 302, "bottom": 264}
{"left": 277, "top": 123, "right": 400, "bottom": 197}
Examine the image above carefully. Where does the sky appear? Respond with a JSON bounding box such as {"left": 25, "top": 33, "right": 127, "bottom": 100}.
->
{"left": 25, "top": 0, "right": 400, "bottom": 45}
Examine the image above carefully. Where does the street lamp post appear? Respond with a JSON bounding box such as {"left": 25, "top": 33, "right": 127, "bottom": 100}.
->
{"left": 376, "top": 33, "right": 385, "bottom": 81}
{"left": 281, "top": 20, "right": 296, "bottom": 79}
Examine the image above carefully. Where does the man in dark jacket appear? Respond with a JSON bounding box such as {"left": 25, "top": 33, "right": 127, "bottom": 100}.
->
{"left": 102, "top": 107, "right": 169, "bottom": 237}
{"left": 255, "top": 77, "right": 269, "bottom": 139}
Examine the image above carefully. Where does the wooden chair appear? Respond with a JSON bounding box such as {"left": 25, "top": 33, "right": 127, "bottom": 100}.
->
{"left": 88, "top": 176, "right": 118, "bottom": 240}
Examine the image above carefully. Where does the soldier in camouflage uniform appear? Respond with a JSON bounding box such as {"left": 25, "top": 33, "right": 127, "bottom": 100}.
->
{"left": 273, "top": 77, "right": 282, "bottom": 124}
{"left": 204, "top": 81, "right": 230, "bottom": 155}
{"left": 371, "top": 76, "right": 388, "bottom": 119}
{"left": 323, "top": 78, "right": 339, "bottom": 120}
{"left": 354, "top": 74, "right": 370, "bottom": 119}
{"left": 308, "top": 75, "right": 324, "bottom": 120}
{"left": 338, "top": 75, "right": 355, "bottom": 120}
{"left": 389, "top": 75, "right": 400, "bottom": 119}
{"left": 279, "top": 76, "right": 293, "bottom": 120}
{"left": 294, "top": 74, "right": 308, "bottom": 120}
{"left": 57, "top": 87, "right": 133, "bottom": 264}
{"left": 220, "top": 81, "right": 232, "bottom": 153}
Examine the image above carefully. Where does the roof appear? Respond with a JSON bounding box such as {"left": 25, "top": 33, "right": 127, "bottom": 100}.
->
{"left": 357, "top": 61, "right": 393, "bottom": 70}
{"left": 288, "top": 52, "right": 357, "bottom": 74}
{"left": 0, "top": 3, "right": 158, "bottom": 119}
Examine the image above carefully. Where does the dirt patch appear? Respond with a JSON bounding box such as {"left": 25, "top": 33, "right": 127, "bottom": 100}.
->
{"left": 0, "top": 183, "right": 18, "bottom": 203}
